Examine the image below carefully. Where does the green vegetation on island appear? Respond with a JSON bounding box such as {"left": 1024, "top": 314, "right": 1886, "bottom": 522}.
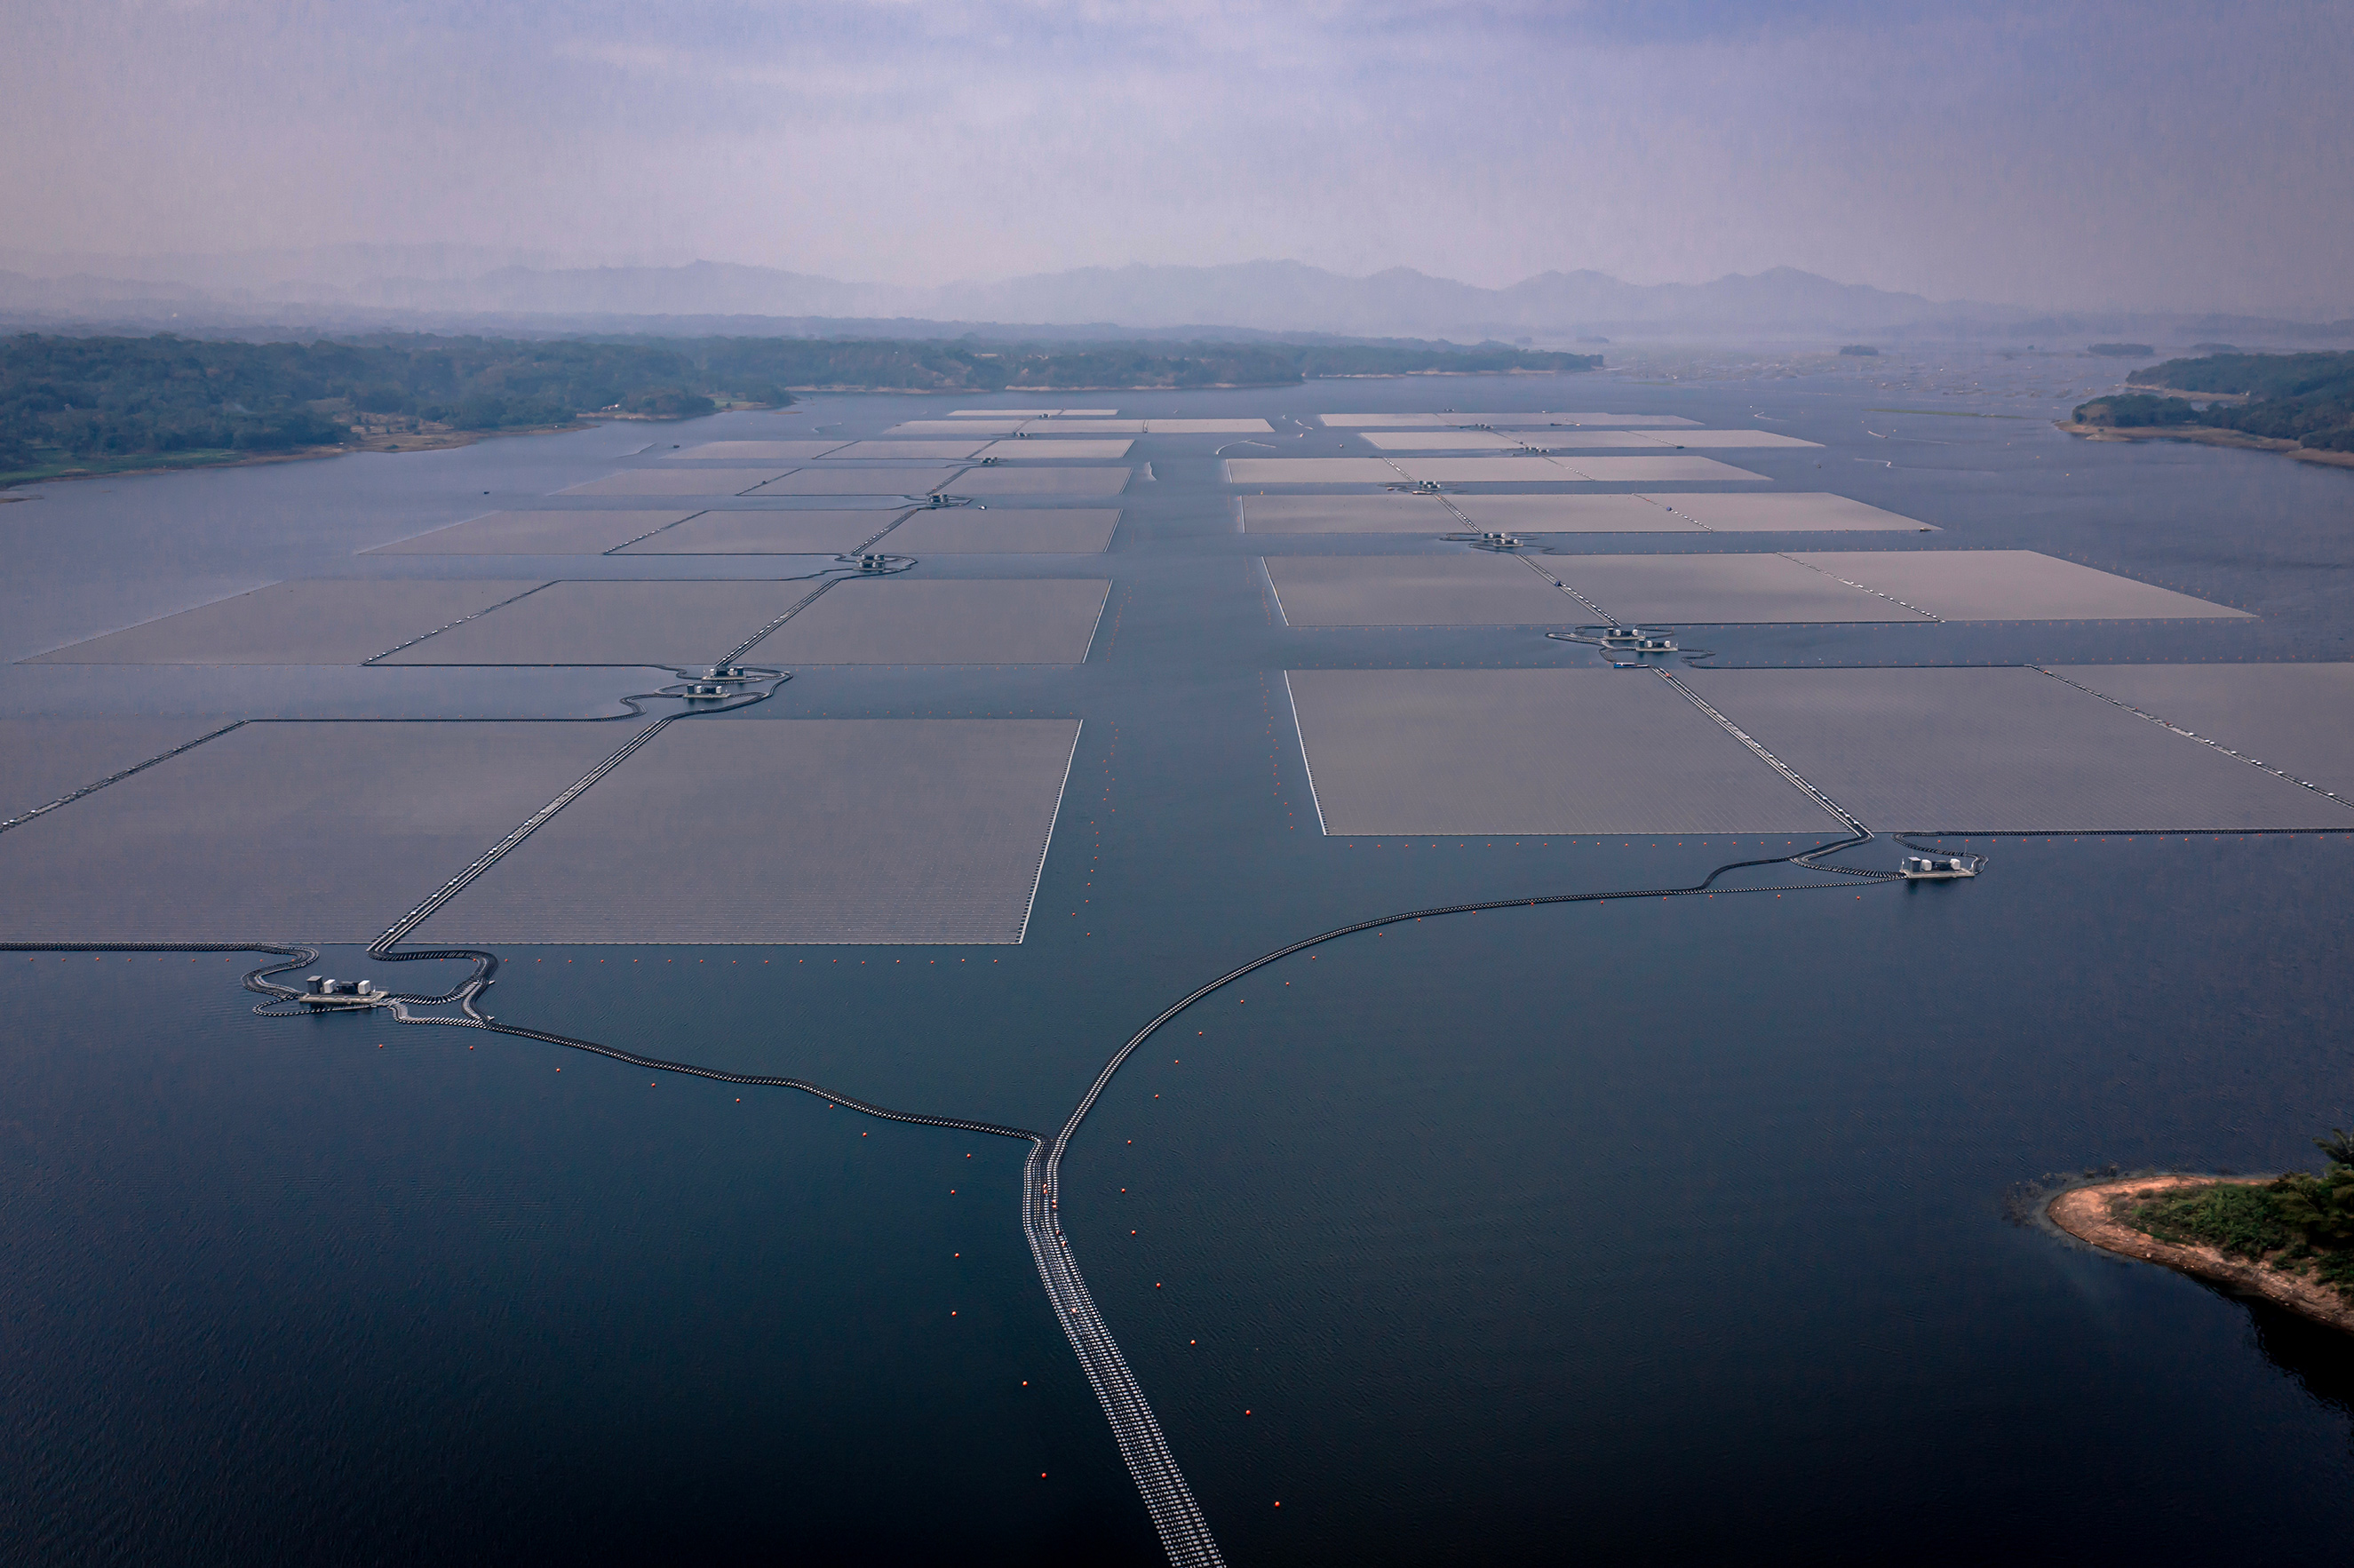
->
{"left": 2087, "top": 342, "right": 2156, "bottom": 357}
{"left": 2071, "top": 349, "right": 2354, "bottom": 455}
{"left": 0, "top": 331, "right": 1600, "bottom": 485}
{"left": 2125, "top": 1132, "right": 2354, "bottom": 1301}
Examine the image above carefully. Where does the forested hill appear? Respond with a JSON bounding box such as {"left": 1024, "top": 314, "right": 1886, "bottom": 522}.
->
{"left": 2073, "top": 350, "right": 2354, "bottom": 453}
{"left": 0, "top": 332, "right": 1599, "bottom": 484}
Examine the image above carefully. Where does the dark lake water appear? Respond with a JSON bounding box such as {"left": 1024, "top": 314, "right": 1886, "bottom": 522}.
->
{"left": 4, "top": 362, "right": 2351, "bottom": 1563}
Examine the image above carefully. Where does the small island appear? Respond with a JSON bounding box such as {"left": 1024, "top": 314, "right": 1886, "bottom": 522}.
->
{"left": 2062, "top": 349, "right": 2354, "bottom": 469}
{"left": 2048, "top": 1133, "right": 2354, "bottom": 1334}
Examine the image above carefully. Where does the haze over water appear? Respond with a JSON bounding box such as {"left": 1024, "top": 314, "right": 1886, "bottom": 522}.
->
{"left": 4, "top": 360, "right": 2351, "bottom": 1561}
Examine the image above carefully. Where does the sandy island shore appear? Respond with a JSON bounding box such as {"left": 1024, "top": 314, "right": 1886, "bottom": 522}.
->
{"left": 2056, "top": 420, "right": 2354, "bottom": 469}
{"left": 2048, "top": 1174, "right": 2354, "bottom": 1333}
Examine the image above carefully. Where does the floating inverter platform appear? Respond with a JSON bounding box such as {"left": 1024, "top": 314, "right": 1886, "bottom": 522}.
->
{"left": 2046, "top": 664, "right": 2354, "bottom": 799}
{"left": 28, "top": 579, "right": 547, "bottom": 665}
{"left": 747, "top": 578, "right": 1110, "bottom": 664}
{"left": 368, "top": 510, "right": 704, "bottom": 555}
{"left": 560, "top": 468, "right": 790, "bottom": 497}
{"left": 1262, "top": 555, "right": 1579, "bottom": 626}
{"left": 1284, "top": 669, "right": 1842, "bottom": 836}
{"left": 405, "top": 718, "right": 1084, "bottom": 944}
{"left": 0, "top": 720, "right": 645, "bottom": 942}
{"left": 877, "top": 508, "right": 1121, "bottom": 553}
{"left": 1682, "top": 667, "right": 2354, "bottom": 832}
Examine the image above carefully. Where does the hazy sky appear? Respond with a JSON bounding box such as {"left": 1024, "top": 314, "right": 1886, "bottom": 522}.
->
{"left": 7, "top": 0, "right": 2350, "bottom": 311}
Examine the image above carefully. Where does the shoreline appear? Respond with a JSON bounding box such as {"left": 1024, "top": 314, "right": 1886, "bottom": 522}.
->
{"left": 2048, "top": 1174, "right": 2354, "bottom": 1333}
{"left": 0, "top": 420, "right": 580, "bottom": 492}
{"left": 2056, "top": 419, "right": 2354, "bottom": 469}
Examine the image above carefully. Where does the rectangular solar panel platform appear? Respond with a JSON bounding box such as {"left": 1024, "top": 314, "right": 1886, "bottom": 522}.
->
{"left": 1546, "top": 555, "right": 1917, "bottom": 625}
{"left": 662, "top": 441, "right": 849, "bottom": 460}
{"left": 747, "top": 578, "right": 1110, "bottom": 665}
{"left": 1358, "top": 431, "right": 1529, "bottom": 451}
{"left": 1626, "top": 430, "right": 1820, "bottom": 449}
{"left": 2045, "top": 664, "right": 2354, "bottom": 800}
{"left": 974, "top": 440, "right": 1136, "bottom": 461}
{"left": 1637, "top": 494, "right": 1933, "bottom": 532}
{"left": 1239, "top": 494, "right": 1703, "bottom": 534}
{"left": 1447, "top": 495, "right": 1698, "bottom": 533}
{"left": 876, "top": 508, "right": 1121, "bottom": 553}
{"left": 367, "top": 510, "right": 702, "bottom": 555}
{"left": 1451, "top": 413, "right": 1702, "bottom": 428}
{"left": 1284, "top": 668, "right": 1841, "bottom": 835}
{"left": 1497, "top": 457, "right": 1765, "bottom": 482}
{"left": 1683, "top": 667, "right": 2354, "bottom": 832}
{"left": 942, "top": 467, "right": 1132, "bottom": 497}
{"left": 817, "top": 440, "right": 990, "bottom": 460}
{"left": 0, "top": 717, "right": 238, "bottom": 824}
{"left": 0, "top": 719, "right": 647, "bottom": 942}
{"left": 560, "top": 468, "right": 787, "bottom": 497}
{"left": 404, "top": 718, "right": 1083, "bottom": 944}
{"left": 888, "top": 419, "right": 1030, "bottom": 436}
{"left": 375, "top": 580, "right": 829, "bottom": 666}
{"left": 29, "top": 579, "right": 546, "bottom": 665}
{"left": 1317, "top": 412, "right": 1700, "bottom": 428}
{"left": 612, "top": 511, "right": 905, "bottom": 554}
{"left": 1241, "top": 495, "right": 1467, "bottom": 533}
{"left": 1229, "top": 456, "right": 1767, "bottom": 484}
{"left": 1785, "top": 550, "right": 2247, "bottom": 621}
{"left": 1228, "top": 458, "right": 1408, "bottom": 484}
{"left": 1262, "top": 555, "right": 1581, "bottom": 625}
{"left": 745, "top": 467, "right": 958, "bottom": 497}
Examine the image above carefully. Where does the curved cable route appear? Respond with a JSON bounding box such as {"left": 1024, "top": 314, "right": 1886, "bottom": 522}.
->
{"left": 3, "top": 617, "right": 1936, "bottom": 1564}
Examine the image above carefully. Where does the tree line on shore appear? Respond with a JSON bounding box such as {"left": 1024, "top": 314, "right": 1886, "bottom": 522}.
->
{"left": 0, "top": 332, "right": 1600, "bottom": 482}
{"left": 2074, "top": 350, "right": 2354, "bottom": 453}
{"left": 2128, "top": 1131, "right": 2354, "bottom": 1301}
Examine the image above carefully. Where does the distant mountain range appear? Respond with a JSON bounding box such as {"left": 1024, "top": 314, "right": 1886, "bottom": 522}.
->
{"left": 1, "top": 249, "right": 2346, "bottom": 346}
